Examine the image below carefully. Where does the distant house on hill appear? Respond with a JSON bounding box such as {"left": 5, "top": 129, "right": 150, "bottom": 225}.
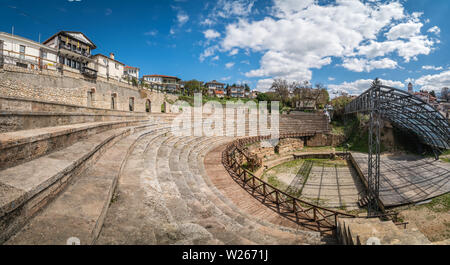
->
{"left": 205, "top": 80, "right": 225, "bottom": 98}
{"left": 143, "top": 74, "right": 181, "bottom": 93}
{"left": 414, "top": 91, "right": 437, "bottom": 104}
{"left": 295, "top": 100, "right": 317, "bottom": 111}
{"left": 124, "top": 65, "right": 140, "bottom": 80}
{"left": 229, "top": 85, "right": 245, "bottom": 98}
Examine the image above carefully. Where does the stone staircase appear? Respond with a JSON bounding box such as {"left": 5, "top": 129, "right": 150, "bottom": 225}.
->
{"left": 337, "top": 217, "right": 431, "bottom": 245}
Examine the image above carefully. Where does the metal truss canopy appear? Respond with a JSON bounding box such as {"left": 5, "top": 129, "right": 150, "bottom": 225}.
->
{"left": 345, "top": 84, "right": 450, "bottom": 151}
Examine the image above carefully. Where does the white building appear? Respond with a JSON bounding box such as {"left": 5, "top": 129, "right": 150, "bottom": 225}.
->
{"left": 124, "top": 65, "right": 140, "bottom": 80}
{"left": 43, "top": 31, "right": 97, "bottom": 78}
{"left": 143, "top": 75, "right": 181, "bottom": 92}
{"left": 0, "top": 32, "right": 58, "bottom": 70}
{"left": 205, "top": 80, "right": 225, "bottom": 98}
{"left": 91, "top": 53, "right": 125, "bottom": 82}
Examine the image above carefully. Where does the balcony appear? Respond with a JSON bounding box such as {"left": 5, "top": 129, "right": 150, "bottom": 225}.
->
{"left": 81, "top": 66, "right": 97, "bottom": 79}
{"left": 59, "top": 44, "right": 92, "bottom": 59}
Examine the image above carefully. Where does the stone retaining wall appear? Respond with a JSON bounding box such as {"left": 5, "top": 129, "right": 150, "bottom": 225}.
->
{"left": 0, "top": 65, "right": 177, "bottom": 113}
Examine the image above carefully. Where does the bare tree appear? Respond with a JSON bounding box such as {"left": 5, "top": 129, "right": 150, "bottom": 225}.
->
{"left": 270, "top": 78, "right": 290, "bottom": 102}
{"left": 441, "top": 87, "right": 449, "bottom": 102}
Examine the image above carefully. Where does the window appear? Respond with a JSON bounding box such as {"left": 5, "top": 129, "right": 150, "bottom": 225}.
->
{"left": 16, "top": 62, "right": 27, "bottom": 68}
{"left": 115, "top": 63, "right": 119, "bottom": 70}
{"left": 146, "top": 99, "right": 151, "bottom": 113}
{"left": 129, "top": 97, "right": 134, "bottom": 112}
{"left": 41, "top": 51, "right": 47, "bottom": 59}
{"left": 19, "top": 45, "right": 25, "bottom": 59}
{"left": 87, "top": 91, "right": 94, "bottom": 107}
{"left": 111, "top": 94, "right": 116, "bottom": 110}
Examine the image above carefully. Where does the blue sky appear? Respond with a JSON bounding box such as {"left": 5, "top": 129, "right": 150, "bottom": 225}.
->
{"left": 0, "top": 0, "right": 449, "bottom": 96}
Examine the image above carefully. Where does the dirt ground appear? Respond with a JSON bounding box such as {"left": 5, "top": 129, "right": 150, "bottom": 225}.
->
{"left": 397, "top": 194, "right": 450, "bottom": 242}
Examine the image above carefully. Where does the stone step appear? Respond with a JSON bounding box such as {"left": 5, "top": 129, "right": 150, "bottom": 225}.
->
{"left": 0, "top": 119, "right": 151, "bottom": 170}
{"left": 93, "top": 127, "right": 325, "bottom": 245}
{"left": 0, "top": 122, "right": 163, "bottom": 244}
{"left": 337, "top": 217, "right": 431, "bottom": 245}
{"left": 96, "top": 129, "right": 184, "bottom": 245}
{"left": 184, "top": 137, "right": 323, "bottom": 244}
{"left": 4, "top": 125, "right": 172, "bottom": 245}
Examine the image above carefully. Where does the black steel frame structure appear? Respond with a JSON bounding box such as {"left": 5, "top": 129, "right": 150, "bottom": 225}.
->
{"left": 345, "top": 83, "right": 450, "bottom": 216}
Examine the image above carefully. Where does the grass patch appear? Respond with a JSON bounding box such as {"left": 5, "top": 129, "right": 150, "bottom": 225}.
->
{"left": 441, "top": 157, "right": 450, "bottom": 163}
{"left": 303, "top": 158, "right": 347, "bottom": 167}
{"left": 417, "top": 193, "right": 450, "bottom": 213}
{"left": 266, "top": 175, "right": 287, "bottom": 190}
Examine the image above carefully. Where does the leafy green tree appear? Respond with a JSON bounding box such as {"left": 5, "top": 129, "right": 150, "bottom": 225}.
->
{"left": 183, "top": 80, "right": 204, "bottom": 96}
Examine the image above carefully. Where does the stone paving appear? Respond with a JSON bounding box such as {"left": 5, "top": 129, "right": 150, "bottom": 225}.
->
{"left": 301, "top": 163, "right": 365, "bottom": 209}
{"left": 264, "top": 159, "right": 365, "bottom": 210}
{"left": 351, "top": 152, "right": 450, "bottom": 207}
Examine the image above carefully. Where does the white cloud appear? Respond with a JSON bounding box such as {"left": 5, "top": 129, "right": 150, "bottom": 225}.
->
{"left": 217, "top": 0, "right": 255, "bottom": 18}
{"left": 203, "top": 29, "right": 221, "bottom": 39}
{"left": 328, "top": 77, "right": 335, "bottom": 81}
{"left": 385, "top": 21, "right": 423, "bottom": 40}
{"left": 199, "top": 45, "right": 219, "bottom": 62}
{"left": 212, "top": 55, "right": 220, "bottom": 61}
{"left": 255, "top": 78, "right": 274, "bottom": 92}
{"left": 328, "top": 79, "right": 405, "bottom": 97}
{"left": 201, "top": 0, "right": 255, "bottom": 26}
{"left": 200, "top": 18, "right": 214, "bottom": 26}
{"left": 427, "top": 26, "right": 441, "bottom": 35}
{"left": 144, "top": 30, "right": 158, "bottom": 36}
{"left": 225, "top": 62, "right": 235, "bottom": 69}
{"left": 422, "top": 65, "right": 443, "bottom": 71}
{"left": 415, "top": 70, "right": 450, "bottom": 91}
{"left": 177, "top": 11, "right": 189, "bottom": 26}
{"left": 221, "top": 76, "right": 231, "bottom": 81}
{"left": 342, "top": 58, "right": 398, "bottom": 72}
{"left": 219, "top": 0, "right": 437, "bottom": 83}
{"left": 229, "top": 48, "right": 239, "bottom": 56}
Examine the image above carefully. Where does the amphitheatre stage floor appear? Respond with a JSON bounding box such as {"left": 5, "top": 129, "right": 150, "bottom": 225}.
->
{"left": 351, "top": 152, "right": 450, "bottom": 207}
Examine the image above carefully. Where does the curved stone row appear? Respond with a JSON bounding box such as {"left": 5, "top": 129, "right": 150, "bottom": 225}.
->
{"left": 97, "top": 132, "right": 324, "bottom": 245}
{"left": 4, "top": 122, "right": 174, "bottom": 245}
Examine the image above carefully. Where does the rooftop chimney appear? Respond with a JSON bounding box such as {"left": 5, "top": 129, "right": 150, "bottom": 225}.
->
{"left": 110, "top": 53, "right": 115, "bottom": 60}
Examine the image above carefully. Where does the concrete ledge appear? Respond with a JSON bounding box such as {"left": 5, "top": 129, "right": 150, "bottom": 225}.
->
{"left": 0, "top": 119, "right": 149, "bottom": 170}
{"left": 0, "top": 110, "right": 148, "bottom": 132}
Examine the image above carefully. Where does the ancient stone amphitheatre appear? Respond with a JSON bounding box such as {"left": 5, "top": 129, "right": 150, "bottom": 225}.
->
{"left": 0, "top": 66, "right": 449, "bottom": 246}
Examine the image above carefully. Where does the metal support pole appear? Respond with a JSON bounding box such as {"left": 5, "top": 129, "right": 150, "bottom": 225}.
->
{"left": 368, "top": 85, "right": 381, "bottom": 216}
